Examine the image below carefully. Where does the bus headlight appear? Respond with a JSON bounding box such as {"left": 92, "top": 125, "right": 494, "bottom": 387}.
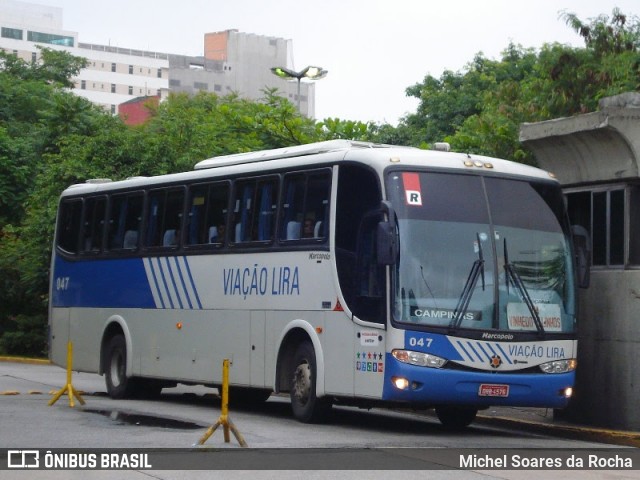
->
{"left": 539, "top": 359, "right": 577, "bottom": 374}
{"left": 392, "top": 349, "right": 447, "bottom": 368}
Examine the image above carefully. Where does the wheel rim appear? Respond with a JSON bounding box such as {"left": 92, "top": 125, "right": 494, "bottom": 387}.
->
{"left": 109, "top": 350, "right": 124, "bottom": 388}
{"left": 292, "top": 361, "right": 311, "bottom": 405}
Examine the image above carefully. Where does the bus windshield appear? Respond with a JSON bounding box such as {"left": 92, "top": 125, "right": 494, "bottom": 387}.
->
{"left": 388, "top": 171, "right": 576, "bottom": 334}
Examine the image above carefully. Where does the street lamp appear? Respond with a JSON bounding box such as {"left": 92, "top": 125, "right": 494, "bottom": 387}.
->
{"left": 270, "top": 65, "right": 328, "bottom": 113}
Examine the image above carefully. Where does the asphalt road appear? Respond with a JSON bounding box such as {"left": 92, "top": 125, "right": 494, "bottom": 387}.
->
{"left": 1, "top": 360, "right": 638, "bottom": 479}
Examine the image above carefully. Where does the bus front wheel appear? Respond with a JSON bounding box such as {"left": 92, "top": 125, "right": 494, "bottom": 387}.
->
{"left": 290, "top": 341, "right": 331, "bottom": 423}
{"left": 435, "top": 406, "right": 478, "bottom": 429}
{"left": 105, "top": 334, "right": 137, "bottom": 399}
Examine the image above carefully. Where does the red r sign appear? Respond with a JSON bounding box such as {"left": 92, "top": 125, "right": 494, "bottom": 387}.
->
{"left": 402, "top": 172, "right": 422, "bottom": 206}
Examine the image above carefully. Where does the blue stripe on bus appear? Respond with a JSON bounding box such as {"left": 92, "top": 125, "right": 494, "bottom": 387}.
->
{"left": 51, "top": 255, "right": 205, "bottom": 310}
{"left": 51, "top": 256, "right": 156, "bottom": 308}
{"left": 157, "top": 257, "right": 175, "bottom": 309}
{"left": 165, "top": 257, "right": 183, "bottom": 309}
{"left": 456, "top": 340, "right": 474, "bottom": 362}
{"left": 495, "top": 343, "right": 513, "bottom": 364}
{"left": 147, "top": 258, "right": 166, "bottom": 309}
{"left": 476, "top": 342, "right": 492, "bottom": 362}
{"left": 181, "top": 256, "right": 203, "bottom": 309}
{"left": 173, "top": 256, "right": 193, "bottom": 309}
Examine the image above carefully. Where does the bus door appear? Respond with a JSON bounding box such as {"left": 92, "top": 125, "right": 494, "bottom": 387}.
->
{"left": 353, "top": 210, "right": 387, "bottom": 398}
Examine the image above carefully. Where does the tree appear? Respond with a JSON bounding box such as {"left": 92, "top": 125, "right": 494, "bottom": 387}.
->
{"left": 561, "top": 8, "right": 640, "bottom": 57}
{"left": 0, "top": 49, "right": 113, "bottom": 355}
{"left": 397, "top": 9, "right": 640, "bottom": 160}
{"left": 0, "top": 83, "right": 326, "bottom": 356}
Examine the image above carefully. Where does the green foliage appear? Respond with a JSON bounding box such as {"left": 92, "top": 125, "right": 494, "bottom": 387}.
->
{"left": 0, "top": 314, "right": 47, "bottom": 357}
{"left": 0, "top": 62, "right": 327, "bottom": 355}
{"left": 561, "top": 8, "right": 640, "bottom": 57}
{"left": 0, "top": 47, "right": 87, "bottom": 88}
{"left": 398, "top": 9, "right": 640, "bottom": 161}
{"left": 317, "top": 117, "right": 371, "bottom": 140}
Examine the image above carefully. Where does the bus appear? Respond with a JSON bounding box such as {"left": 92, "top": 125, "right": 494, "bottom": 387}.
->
{"left": 49, "top": 140, "right": 585, "bottom": 427}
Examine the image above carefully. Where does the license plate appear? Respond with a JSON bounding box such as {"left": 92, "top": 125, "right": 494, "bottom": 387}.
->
{"left": 479, "top": 384, "right": 509, "bottom": 397}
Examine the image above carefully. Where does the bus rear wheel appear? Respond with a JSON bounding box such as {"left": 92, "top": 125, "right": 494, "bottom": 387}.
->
{"left": 435, "top": 406, "right": 478, "bottom": 429}
{"left": 290, "top": 341, "right": 331, "bottom": 423}
{"left": 105, "top": 334, "right": 138, "bottom": 399}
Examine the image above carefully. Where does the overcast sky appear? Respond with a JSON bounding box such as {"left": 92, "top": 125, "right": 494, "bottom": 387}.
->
{"left": 31, "top": 0, "right": 640, "bottom": 125}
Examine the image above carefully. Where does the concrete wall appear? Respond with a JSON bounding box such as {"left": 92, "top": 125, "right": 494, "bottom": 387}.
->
{"left": 520, "top": 93, "right": 640, "bottom": 430}
{"left": 571, "top": 270, "right": 640, "bottom": 429}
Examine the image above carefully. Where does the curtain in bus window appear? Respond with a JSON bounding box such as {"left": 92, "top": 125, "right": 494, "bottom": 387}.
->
{"left": 111, "top": 197, "right": 128, "bottom": 249}
{"left": 81, "top": 197, "right": 106, "bottom": 253}
{"left": 308, "top": 172, "right": 330, "bottom": 238}
{"left": 163, "top": 189, "right": 184, "bottom": 246}
{"left": 146, "top": 194, "right": 162, "bottom": 247}
{"left": 237, "top": 183, "right": 254, "bottom": 242}
{"left": 188, "top": 200, "right": 201, "bottom": 244}
{"left": 281, "top": 177, "right": 303, "bottom": 240}
{"left": 187, "top": 185, "right": 210, "bottom": 245}
{"left": 258, "top": 182, "right": 273, "bottom": 241}
{"left": 208, "top": 183, "right": 229, "bottom": 244}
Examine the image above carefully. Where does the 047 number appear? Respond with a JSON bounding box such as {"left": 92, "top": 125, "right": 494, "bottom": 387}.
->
{"left": 408, "top": 336, "right": 433, "bottom": 348}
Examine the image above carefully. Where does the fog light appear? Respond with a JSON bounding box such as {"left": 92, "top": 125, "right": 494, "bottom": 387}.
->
{"left": 392, "top": 376, "right": 410, "bottom": 390}
{"left": 563, "top": 387, "right": 573, "bottom": 398}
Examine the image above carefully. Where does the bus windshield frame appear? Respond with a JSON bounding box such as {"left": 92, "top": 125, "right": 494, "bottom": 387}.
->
{"left": 386, "top": 169, "right": 577, "bottom": 338}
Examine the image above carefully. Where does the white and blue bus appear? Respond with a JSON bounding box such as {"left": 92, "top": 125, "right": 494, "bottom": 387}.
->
{"left": 49, "top": 140, "right": 583, "bottom": 427}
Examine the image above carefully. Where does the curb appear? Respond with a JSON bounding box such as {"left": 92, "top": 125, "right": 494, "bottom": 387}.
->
{"left": 475, "top": 413, "right": 640, "bottom": 448}
{"left": 0, "top": 356, "right": 51, "bottom": 365}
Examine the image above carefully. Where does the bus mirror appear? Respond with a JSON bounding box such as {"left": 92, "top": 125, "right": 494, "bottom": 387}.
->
{"left": 377, "top": 221, "right": 397, "bottom": 265}
{"left": 571, "top": 225, "right": 590, "bottom": 289}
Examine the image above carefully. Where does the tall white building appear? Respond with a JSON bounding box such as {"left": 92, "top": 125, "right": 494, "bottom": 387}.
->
{"left": 0, "top": 0, "right": 169, "bottom": 114}
{"left": 0, "top": 0, "right": 317, "bottom": 117}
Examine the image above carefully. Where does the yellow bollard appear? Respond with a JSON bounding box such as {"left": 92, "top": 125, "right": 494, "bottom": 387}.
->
{"left": 48, "top": 341, "right": 86, "bottom": 408}
{"left": 197, "top": 359, "right": 247, "bottom": 447}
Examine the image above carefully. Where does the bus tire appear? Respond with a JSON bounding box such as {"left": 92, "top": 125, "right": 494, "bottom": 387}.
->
{"left": 104, "top": 334, "right": 138, "bottom": 399}
{"left": 290, "top": 341, "right": 331, "bottom": 423}
{"left": 435, "top": 406, "right": 478, "bottom": 429}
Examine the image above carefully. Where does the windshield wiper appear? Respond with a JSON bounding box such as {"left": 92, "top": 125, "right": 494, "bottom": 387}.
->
{"left": 419, "top": 264, "right": 438, "bottom": 307}
{"left": 450, "top": 233, "right": 485, "bottom": 330}
{"left": 503, "top": 238, "right": 545, "bottom": 335}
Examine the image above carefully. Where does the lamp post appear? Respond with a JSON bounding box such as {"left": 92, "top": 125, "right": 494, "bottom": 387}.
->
{"left": 270, "top": 65, "right": 327, "bottom": 113}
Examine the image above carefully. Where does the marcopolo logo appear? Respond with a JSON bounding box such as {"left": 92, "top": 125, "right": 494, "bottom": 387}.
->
{"left": 8, "top": 450, "right": 39, "bottom": 469}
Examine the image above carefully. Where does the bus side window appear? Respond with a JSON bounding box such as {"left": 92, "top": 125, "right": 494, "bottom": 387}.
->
{"left": 145, "top": 188, "right": 184, "bottom": 248}
{"left": 57, "top": 199, "right": 83, "bottom": 254}
{"left": 186, "top": 182, "right": 229, "bottom": 246}
{"left": 108, "top": 193, "right": 143, "bottom": 250}
{"left": 279, "top": 170, "right": 330, "bottom": 242}
{"left": 232, "top": 177, "right": 277, "bottom": 244}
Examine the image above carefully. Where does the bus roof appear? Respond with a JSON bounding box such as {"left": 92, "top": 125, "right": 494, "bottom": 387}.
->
{"left": 61, "top": 141, "right": 557, "bottom": 197}
{"left": 193, "top": 140, "right": 385, "bottom": 169}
